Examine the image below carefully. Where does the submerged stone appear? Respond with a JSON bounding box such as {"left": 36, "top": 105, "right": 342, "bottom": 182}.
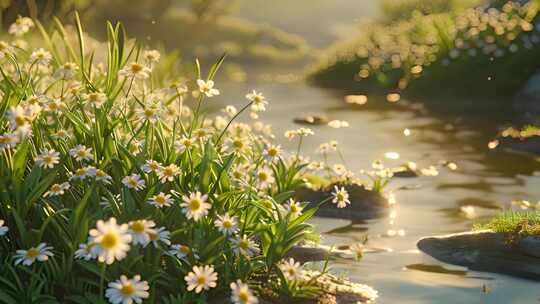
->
{"left": 296, "top": 183, "right": 388, "bottom": 220}
{"left": 417, "top": 230, "right": 540, "bottom": 280}
{"left": 293, "top": 114, "right": 329, "bottom": 125}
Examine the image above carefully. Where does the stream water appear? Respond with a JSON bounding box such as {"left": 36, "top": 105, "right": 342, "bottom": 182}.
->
{"left": 214, "top": 2, "right": 540, "bottom": 303}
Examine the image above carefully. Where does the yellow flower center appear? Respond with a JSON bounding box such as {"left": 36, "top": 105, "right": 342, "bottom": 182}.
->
{"left": 268, "top": 148, "right": 277, "bottom": 157}
{"left": 189, "top": 199, "right": 201, "bottom": 211}
{"left": 288, "top": 268, "right": 296, "bottom": 276}
{"left": 233, "top": 140, "right": 243, "bottom": 149}
{"left": 197, "top": 276, "right": 206, "bottom": 285}
{"left": 163, "top": 168, "right": 174, "bottom": 176}
{"left": 239, "top": 240, "right": 248, "bottom": 250}
{"left": 131, "top": 63, "right": 143, "bottom": 73}
{"left": 258, "top": 172, "right": 268, "bottom": 181}
{"left": 155, "top": 196, "right": 166, "bottom": 205}
{"left": 337, "top": 193, "right": 345, "bottom": 201}
{"left": 120, "top": 284, "right": 135, "bottom": 296}
{"left": 131, "top": 221, "right": 146, "bottom": 233}
{"left": 223, "top": 220, "right": 233, "bottom": 229}
{"left": 144, "top": 109, "right": 155, "bottom": 118}
{"left": 96, "top": 170, "right": 106, "bottom": 178}
{"left": 148, "top": 232, "right": 158, "bottom": 241}
{"left": 100, "top": 233, "right": 118, "bottom": 249}
{"left": 15, "top": 116, "right": 26, "bottom": 126}
{"left": 26, "top": 248, "right": 39, "bottom": 258}
{"left": 51, "top": 184, "right": 61, "bottom": 192}
{"left": 75, "top": 168, "right": 86, "bottom": 176}
{"left": 239, "top": 291, "right": 250, "bottom": 302}
{"left": 128, "top": 179, "right": 138, "bottom": 187}
{"left": 180, "top": 245, "right": 189, "bottom": 253}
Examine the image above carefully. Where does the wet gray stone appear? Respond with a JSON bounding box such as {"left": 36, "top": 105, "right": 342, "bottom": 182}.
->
{"left": 295, "top": 183, "right": 388, "bottom": 220}
{"left": 418, "top": 230, "right": 540, "bottom": 280}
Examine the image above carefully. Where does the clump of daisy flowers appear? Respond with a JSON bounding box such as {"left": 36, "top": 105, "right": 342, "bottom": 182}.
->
{"left": 0, "top": 15, "right": 357, "bottom": 303}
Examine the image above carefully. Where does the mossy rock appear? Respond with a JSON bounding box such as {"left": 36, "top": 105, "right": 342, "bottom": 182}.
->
{"left": 296, "top": 183, "right": 388, "bottom": 220}
{"left": 417, "top": 230, "right": 540, "bottom": 280}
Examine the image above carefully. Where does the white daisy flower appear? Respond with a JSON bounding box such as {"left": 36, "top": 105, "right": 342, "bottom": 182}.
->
{"left": 8, "top": 16, "right": 34, "bottom": 36}
{"left": 6, "top": 105, "right": 31, "bottom": 130}
{"left": 285, "top": 199, "right": 303, "bottom": 218}
{"left": 81, "top": 92, "right": 107, "bottom": 109}
{"left": 69, "top": 166, "right": 97, "bottom": 181}
{"left": 148, "top": 192, "right": 173, "bottom": 208}
{"left": 122, "top": 174, "right": 146, "bottom": 191}
{"left": 230, "top": 280, "right": 258, "bottom": 304}
{"left": 69, "top": 144, "right": 94, "bottom": 162}
{"left": 0, "top": 219, "right": 8, "bottom": 236}
{"left": 143, "top": 49, "right": 161, "bottom": 63}
{"left": 168, "top": 244, "right": 193, "bottom": 260}
{"left": 74, "top": 243, "right": 95, "bottom": 260}
{"left": 157, "top": 164, "right": 180, "bottom": 183}
{"left": 148, "top": 227, "right": 171, "bottom": 248}
{"left": 119, "top": 62, "right": 151, "bottom": 79}
{"left": 129, "top": 220, "right": 156, "bottom": 247}
{"left": 197, "top": 79, "right": 220, "bottom": 97}
{"left": 297, "top": 127, "right": 314, "bottom": 136}
{"left": 263, "top": 145, "right": 281, "bottom": 161}
{"left": 280, "top": 258, "right": 303, "bottom": 281}
{"left": 229, "top": 164, "right": 247, "bottom": 182}
{"left": 256, "top": 167, "right": 275, "bottom": 189}
{"left": 231, "top": 235, "right": 260, "bottom": 258}
{"left": 184, "top": 265, "right": 218, "bottom": 293}
{"left": 332, "top": 186, "right": 350, "bottom": 208}
{"left": 141, "top": 160, "right": 161, "bottom": 173}
{"left": 0, "top": 132, "right": 20, "bottom": 151}
{"left": 174, "top": 137, "right": 194, "bottom": 153}
{"left": 95, "top": 169, "right": 112, "bottom": 184}
{"left": 246, "top": 90, "right": 268, "bottom": 112}
{"left": 14, "top": 243, "right": 53, "bottom": 266}
{"left": 105, "top": 275, "right": 150, "bottom": 304}
{"left": 0, "top": 41, "right": 12, "bottom": 59}
{"left": 54, "top": 62, "right": 78, "bottom": 80}
{"left": 88, "top": 218, "right": 132, "bottom": 265}
{"left": 137, "top": 105, "right": 161, "bottom": 123}
{"left": 181, "top": 191, "right": 211, "bottom": 221}
{"left": 35, "top": 148, "right": 60, "bottom": 169}
{"left": 214, "top": 213, "right": 238, "bottom": 236}
{"left": 43, "top": 182, "right": 70, "bottom": 197}
{"left": 29, "top": 48, "right": 52, "bottom": 66}
{"left": 222, "top": 105, "right": 238, "bottom": 117}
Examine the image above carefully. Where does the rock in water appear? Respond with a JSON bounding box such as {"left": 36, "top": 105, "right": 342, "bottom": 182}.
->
{"left": 293, "top": 114, "right": 328, "bottom": 125}
{"left": 417, "top": 230, "right": 540, "bottom": 280}
{"left": 296, "top": 183, "right": 388, "bottom": 220}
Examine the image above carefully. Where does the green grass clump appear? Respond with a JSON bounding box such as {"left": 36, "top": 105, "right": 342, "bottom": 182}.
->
{"left": 474, "top": 211, "right": 540, "bottom": 236}
{"left": 308, "top": 0, "right": 540, "bottom": 99}
{"left": 0, "top": 14, "right": 359, "bottom": 304}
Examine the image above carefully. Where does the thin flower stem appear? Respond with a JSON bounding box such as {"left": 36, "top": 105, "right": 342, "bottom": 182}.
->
{"left": 99, "top": 263, "right": 106, "bottom": 298}
{"left": 215, "top": 100, "right": 253, "bottom": 145}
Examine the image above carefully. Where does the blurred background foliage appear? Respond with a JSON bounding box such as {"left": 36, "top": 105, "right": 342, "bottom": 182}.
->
{"left": 0, "top": 0, "right": 310, "bottom": 66}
